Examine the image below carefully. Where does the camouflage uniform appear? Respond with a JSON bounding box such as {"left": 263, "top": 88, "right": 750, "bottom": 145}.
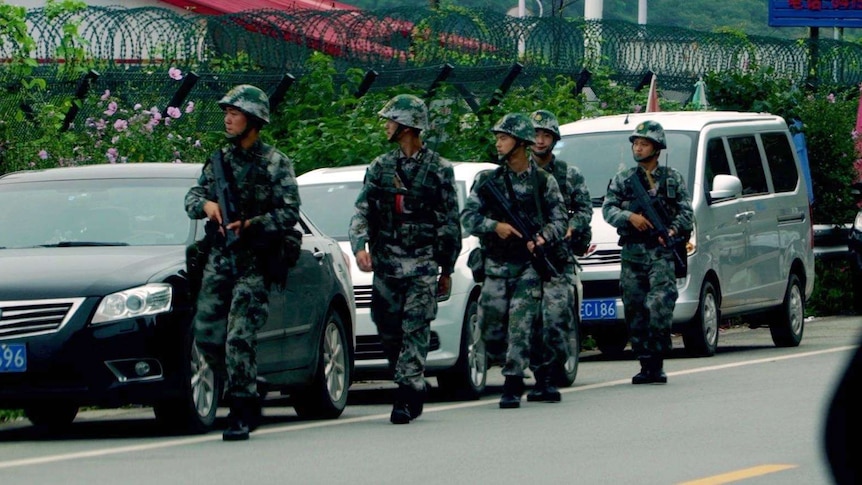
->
{"left": 602, "top": 120, "right": 693, "bottom": 383}
{"left": 348, "top": 95, "right": 461, "bottom": 396}
{"left": 185, "top": 85, "right": 300, "bottom": 403}
{"left": 528, "top": 110, "right": 592, "bottom": 392}
{"left": 461, "top": 114, "right": 568, "bottom": 384}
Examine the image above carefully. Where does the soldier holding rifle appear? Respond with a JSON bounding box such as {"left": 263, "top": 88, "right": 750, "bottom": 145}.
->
{"left": 461, "top": 112, "right": 567, "bottom": 409}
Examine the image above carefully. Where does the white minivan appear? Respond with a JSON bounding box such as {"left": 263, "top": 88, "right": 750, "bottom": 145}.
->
{"left": 558, "top": 111, "right": 815, "bottom": 357}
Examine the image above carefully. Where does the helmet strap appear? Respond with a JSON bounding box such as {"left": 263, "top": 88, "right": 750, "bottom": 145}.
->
{"left": 388, "top": 124, "right": 407, "bottom": 143}
{"left": 532, "top": 139, "right": 556, "bottom": 158}
{"left": 498, "top": 140, "right": 523, "bottom": 163}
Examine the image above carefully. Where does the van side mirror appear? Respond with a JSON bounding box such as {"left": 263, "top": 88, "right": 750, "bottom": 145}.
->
{"left": 709, "top": 174, "right": 743, "bottom": 202}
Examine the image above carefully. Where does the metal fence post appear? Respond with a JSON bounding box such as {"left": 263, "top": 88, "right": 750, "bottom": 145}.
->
{"left": 61, "top": 70, "right": 100, "bottom": 132}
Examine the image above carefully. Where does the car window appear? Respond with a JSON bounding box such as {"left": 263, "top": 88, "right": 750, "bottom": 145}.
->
{"left": 761, "top": 132, "right": 799, "bottom": 193}
{"left": 0, "top": 178, "right": 194, "bottom": 248}
{"left": 727, "top": 135, "right": 769, "bottom": 196}
{"left": 555, "top": 130, "right": 696, "bottom": 201}
{"left": 298, "top": 181, "right": 363, "bottom": 241}
{"left": 705, "top": 137, "right": 733, "bottom": 194}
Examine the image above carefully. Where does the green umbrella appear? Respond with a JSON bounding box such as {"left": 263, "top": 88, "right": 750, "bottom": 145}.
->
{"left": 692, "top": 77, "right": 709, "bottom": 111}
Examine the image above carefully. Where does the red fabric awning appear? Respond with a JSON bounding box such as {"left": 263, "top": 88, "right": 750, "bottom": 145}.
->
{"left": 158, "top": 0, "right": 359, "bottom": 14}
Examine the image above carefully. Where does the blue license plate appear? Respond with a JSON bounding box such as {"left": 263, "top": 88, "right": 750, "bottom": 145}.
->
{"left": 0, "top": 343, "right": 27, "bottom": 373}
{"left": 580, "top": 298, "right": 618, "bottom": 320}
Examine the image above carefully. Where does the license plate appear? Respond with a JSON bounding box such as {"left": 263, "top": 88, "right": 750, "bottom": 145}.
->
{"left": 0, "top": 343, "right": 27, "bottom": 373}
{"left": 580, "top": 298, "right": 618, "bottom": 320}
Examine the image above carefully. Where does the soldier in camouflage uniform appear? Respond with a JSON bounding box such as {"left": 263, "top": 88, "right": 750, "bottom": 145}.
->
{"left": 185, "top": 84, "right": 300, "bottom": 440}
{"left": 461, "top": 113, "right": 567, "bottom": 409}
{"left": 602, "top": 120, "right": 693, "bottom": 385}
{"left": 527, "top": 110, "right": 592, "bottom": 403}
{"left": 348, "top": 94, "right": 461, "bottom": 424}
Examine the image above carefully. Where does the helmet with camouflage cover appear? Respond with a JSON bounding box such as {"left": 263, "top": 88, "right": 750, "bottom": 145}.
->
{"left": 490, "top": 112, "right": 535, "bottom": 145}
{"left": 529, "top": 110, "right": 560, "bottom": 141}
{"left": 628, "top": 120, "right": 666, "bottom": 149}
{"left": 378, "top": 94, "right": 429, "bottom": 131}
{"left": 218, "top": 84, "right": 270, "bottom": 124}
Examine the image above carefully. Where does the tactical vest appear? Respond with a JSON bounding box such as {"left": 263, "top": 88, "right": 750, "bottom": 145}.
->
{"left": 619, "top": 168, "right": 684, "bottom": 244}
{"left": 367, "top": 154, "right": 441, "bottom": 249}
{"left": 479, "top": 167, "right": 546, "bottom": 263}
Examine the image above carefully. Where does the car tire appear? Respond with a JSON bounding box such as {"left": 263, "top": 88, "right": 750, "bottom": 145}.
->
{"left": 769, "top": 273, "right": 805, "bottom": 347}
{"left": 153, "top": 336, "right": 220, "bottom": 435}
{"left": 24, "top": 402, "right": 78, "bottom": 428}
{"left": 595, "top": 326, "right": 628, "bottom": 358}
{"left": 557, "top": 319, "right": 580, "bottom": 387}
{"left": 683, "top": 280, "right": 720, "bottom": 357}
{"left": 437, "top": 298, "right": 487, "bottom": 400}
{"left": 293, "top": 309, "right": 351, "bottom": 420}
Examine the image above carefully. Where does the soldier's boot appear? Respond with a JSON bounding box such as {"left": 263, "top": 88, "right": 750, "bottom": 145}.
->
{"left": 542, "top": 367, "right": 562, "bottom": 403}
{"left": 242, "top": 395, "right": 262, "bottom": 432}
{"left": 651, "top": 357, "right": 668, "bottom": 384}
{"left": 632, "top": 356, "right": 653, "bottom": 385}
{"left": 222, "top": 398, "right": 250, "bottom": 441}
{"left": 526, "top": 369, "right": 548, "bottom": 402}
{"left": 389, "top": 385, "right": 412, "bottom": 425}
{"left": 407, "top": 384, "right": 426, "bottom": 421}
{"left": 499, "top": 376, "right": 525, "bottom": 409}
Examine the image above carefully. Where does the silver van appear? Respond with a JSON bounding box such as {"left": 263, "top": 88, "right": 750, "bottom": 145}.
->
{"left": 557, "top": 111, "right": 815, "bottom": 357}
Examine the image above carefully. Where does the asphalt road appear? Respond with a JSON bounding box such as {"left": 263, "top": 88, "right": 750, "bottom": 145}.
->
{"left": 1, "top": 315, "right": 860, "bottom": 485}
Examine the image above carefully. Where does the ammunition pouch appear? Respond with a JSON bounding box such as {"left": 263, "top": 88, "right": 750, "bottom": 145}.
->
{"left": 467, "top": 247, "right": 485, "bottom": 283}
{"left": 251, "top": 226, "right": 303, "bottom": 290}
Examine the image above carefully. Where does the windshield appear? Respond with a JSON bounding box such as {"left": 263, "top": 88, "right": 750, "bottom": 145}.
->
{"left": 554, "top": 130, "right": 697, "bottom": 205}
{"left": 299, "top": 178, "right": 470, "bottom": 242}
{"left": 0, "top": 178, "right": 195, "bottom": 249}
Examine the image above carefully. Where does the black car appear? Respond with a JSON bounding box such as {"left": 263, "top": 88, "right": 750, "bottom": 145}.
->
{"left": 850, "top": 182, "right": 862, "bottom": 314}
{"left": 0, "top": 163, "right": 355, "bottom": 433}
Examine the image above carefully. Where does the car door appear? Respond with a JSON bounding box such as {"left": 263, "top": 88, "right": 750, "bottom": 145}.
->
{"left": 257, "top": 216, "right": 330, "bottom": 375}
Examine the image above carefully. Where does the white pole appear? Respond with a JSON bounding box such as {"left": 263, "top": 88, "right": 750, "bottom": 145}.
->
{"left": 519, "top": 0, "right": 526, "bottom": 17}
{"left": 584, "top": 0, "right": 603, "bottom": 20}
{"left": 638, "top": 0, "right": 647, "bottom": 25}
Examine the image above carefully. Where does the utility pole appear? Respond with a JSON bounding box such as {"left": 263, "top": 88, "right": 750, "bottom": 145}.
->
{"left": 638, "top": 0, "right": 647, "bottom": 25}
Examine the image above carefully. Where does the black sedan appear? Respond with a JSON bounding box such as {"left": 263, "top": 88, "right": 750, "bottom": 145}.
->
{"left": 0, "top": 163, "right": 355, "bottom": 433}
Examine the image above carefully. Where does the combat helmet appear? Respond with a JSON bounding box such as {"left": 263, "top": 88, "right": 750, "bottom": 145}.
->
{"left": 628, "top": 120, "right": 667, "bottom": 149}
{"left": 218, "top": 84, "right": 270, "bottom": 124}
{"left": 378, "top": 94, "right": 429, "bottom": 132}
{"left": 491, "top": 113, "right": 535, "bottom": 145}
{"left": 529, "top": 110, "right": 561, "bottom": 140}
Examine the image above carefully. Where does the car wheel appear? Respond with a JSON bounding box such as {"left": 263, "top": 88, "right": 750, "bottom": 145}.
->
{"left": 293, "top": 309, "right": 350, "bottom": 420}
{"left": 153, "top": 337, "right": 220, "bottom": 434}
{"left": 24, "top": 402, "right": 78, "bottom": 428}
{"left": 557, "top": 320, "right": 580, "bottom": 387}
{"left": 682, "top": 280, "right": 720, "bottom": 357}
{"left": 595, "top": 326, "right": 628, "bottom": 358}
{"left": 437, "top": 299, "right": 487, "bottom": 400}
{"left": 769, "top": 274, "right": 804, "bottom": 347}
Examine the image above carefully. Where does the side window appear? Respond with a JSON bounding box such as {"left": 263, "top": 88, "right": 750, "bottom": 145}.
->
{"left": 762, "top": 132, "right": 799, "bottom": 193}
{"left": 705, "top": 137, "right": 731, "bottom": 193}
{"left": 728, "top": 135, "right": 768, "bottom": 196}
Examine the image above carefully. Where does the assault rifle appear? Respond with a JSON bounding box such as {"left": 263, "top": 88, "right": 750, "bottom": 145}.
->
{"left": 211, "top": 150, "right": 239, "bottom": 275}
{"left": 628, "top": 173, "right": 688, "bottom": 278}
{"left": 479, "top": 178, "right": 558, "bottom": 282}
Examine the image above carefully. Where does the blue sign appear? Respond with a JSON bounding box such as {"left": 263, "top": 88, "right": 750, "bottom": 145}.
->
{"left": 769, "top": 0, "right": 862, "bottom": 28}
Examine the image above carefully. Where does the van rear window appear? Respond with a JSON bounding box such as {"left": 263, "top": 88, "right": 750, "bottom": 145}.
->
{"left": 762, "top": 132, "right": 799, "bottom": 193}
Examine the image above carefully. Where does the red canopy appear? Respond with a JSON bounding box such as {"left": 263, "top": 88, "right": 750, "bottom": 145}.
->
{"left": 158, "top": 0, "right": 359, "bottom": 15}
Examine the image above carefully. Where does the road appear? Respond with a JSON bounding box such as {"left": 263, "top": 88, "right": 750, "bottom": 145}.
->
{"left": 1, "top": 316, "right": 859, "bottom": 485}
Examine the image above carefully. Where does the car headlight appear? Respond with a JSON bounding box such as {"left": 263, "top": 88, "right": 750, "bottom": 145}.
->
{"left": 92, "top": 283, "right": 173, "bottom": 324}
{"left": 854, "top": 211, "right": 862, "bottom": 232}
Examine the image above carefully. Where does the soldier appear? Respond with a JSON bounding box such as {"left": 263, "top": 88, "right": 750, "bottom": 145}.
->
{"left": 348, "top": 94, "right": 461, "bottom": 424}
{"left": 527, "top": 109, "right": 592, "bottom": 402}
{"left": 185, "top": 84, "right": 301, "bottom": 441}
{"left": 461, "top": 112, "right": 567, "bottom": 409}
{"left": 602, "top": 120, "right": 693, "bottom": 384}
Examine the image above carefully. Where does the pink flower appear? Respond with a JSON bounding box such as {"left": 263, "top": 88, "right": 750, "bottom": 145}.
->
{"left": 106, "top": 147, "right": 119, "bottom": 164}
{"left": 166, "top": 106, "right": 181, "bottom": 119}
{"left": 38, "top": 149, "right": 49, "bottom": 160}
{"left": 185, "top": 101, "right": 195, "bottom": 114}
{"left": 169, "top": 67, "right": 183, "bottom": 80}
{"left": 100, "top": 90, "right": 111, "bottom": 101}
{"left": 827, "top": 93, "right": 836, "bottom": 103}
{"left": 113, "top": 119, "right": 128, "bottom": 131}
{"left": 104, "top": 101, "right": 118, "bottom": 116}
{"left": 194, "top": 140, "right": 201, "bottom": 147}
{"left": 134, "top": 103, "right": 142, "bottom": 110}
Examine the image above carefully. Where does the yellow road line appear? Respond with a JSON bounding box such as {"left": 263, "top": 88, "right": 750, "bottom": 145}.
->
{"left": 678, "top": 464, "right": 798, "bottom": 484}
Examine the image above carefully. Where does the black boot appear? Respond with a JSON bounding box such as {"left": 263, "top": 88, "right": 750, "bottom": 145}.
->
{"left": 526, "top": 369, "right": 547, "bottom": 402}
{"left": 390, "top": 385, "right": 412, "bottom": 424}
{"left": 651, "top": 357, "right": 668, "bottom": 384}
{"left": 632, "top": 356, "right": 653, "bottom": 385}
{"left": 407, "top": 384, "right": 427, "bottom": 421}
{"left": 499, "top": 376, "right": 525, "bottom": 409}
{"left": 542, "top": 367, "right": 561, "bottom": 402}
{"left": 242, "top": 396, "right": 262, "bottom": 432}
{"left": 222, "top": 397, "right": 250, "bottom": 441}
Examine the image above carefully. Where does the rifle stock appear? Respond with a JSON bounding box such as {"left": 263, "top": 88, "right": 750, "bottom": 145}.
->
{"left": 479, "top": 178, "right": 558, "bottom": 282}
{"left": 628, "top": 174, "right": 687, "bottom": 278}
